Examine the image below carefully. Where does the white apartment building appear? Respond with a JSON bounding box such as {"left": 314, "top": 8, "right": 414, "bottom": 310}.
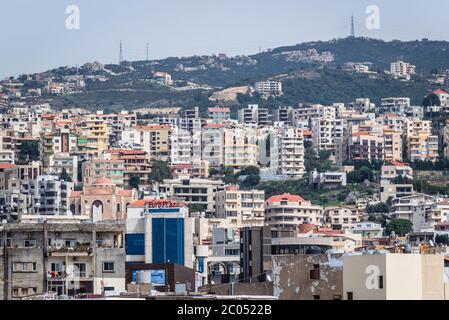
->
{"left": 20, "top": 174, "right": 74, "bottom": 216}
{"left": 170, "top": 127, "right": 194, "bottom": 164}
{"left": 270, "top": 127, "right": 305, "bottom": 177}
{"left": 255, "top": 80, "right": 283, "bottom": 98}
{"left": 201, "top": 124, "right": 224, "bottom": 167}
{"left": 390, "top": 61, "right": 416, "bottom": 80}
{"left": 311, "top": 117, "right": 345, "bottom": 161}
{"left": 265, "top": 193, "right": 323, "bottom": 229}
{"left": 380, "top": 97, "right": 410, "bottom": 114}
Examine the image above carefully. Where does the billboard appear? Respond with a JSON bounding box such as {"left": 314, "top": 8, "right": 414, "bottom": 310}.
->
{"left": 131, "top": 269, "right": 166, "bottom": 286}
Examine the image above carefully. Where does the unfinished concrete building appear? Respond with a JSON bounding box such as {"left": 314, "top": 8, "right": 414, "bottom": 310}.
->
{"left": 0, "top": 221, "right": 125, "bottom": 300}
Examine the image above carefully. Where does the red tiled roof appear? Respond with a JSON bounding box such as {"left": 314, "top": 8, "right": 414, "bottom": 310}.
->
{"left": 204, "top": 124, "right": 224, "bottom": 129}
{"left": 0, "top": 164, "right": 16, "bottom": 169}
{"left": 267, "top": 193, "right": 306, "bottom": 204}
{"left": 390, "top": 161, "right": 410, "bottom": 167}
{"left": 432, "top": 89, "right": 448, "bottom": 95}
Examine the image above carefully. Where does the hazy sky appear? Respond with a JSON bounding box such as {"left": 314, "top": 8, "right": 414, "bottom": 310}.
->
{"left": 1, "top": 0, "right": 449, "bottom": 78}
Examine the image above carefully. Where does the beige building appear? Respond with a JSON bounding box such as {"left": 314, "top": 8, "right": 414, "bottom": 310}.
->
{"left": 83, "top": 158, "right": 125, "bottom": 188}
{"left": 223, "top": 127, "right": 259, "bottom": 168}
{"left": 215, "top": 185, "right": 265, "bottom": 225}
{"left": 405, "top": 120, "right": 438, "bottom": 162}
{"left": 69, "top": 177, "right": 137, "bottom": 221}
{"left": 343, "top": 253, "right": 446, "bottom": 300}
{"left": 324, "top": 206, "right": 361, "bottom": 230}
{"left": 135, "top": 125, "right": 171, "bottom": 161}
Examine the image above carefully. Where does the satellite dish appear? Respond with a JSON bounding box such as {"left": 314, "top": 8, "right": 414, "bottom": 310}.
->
{"left": 266, "top": 274, "right": 272, "bottom": 282}
{"left": 429, "top": 240, "right": 435, "bottom": 247}
{"left": 1, "top": 219, "right": 7, "bottom": 224}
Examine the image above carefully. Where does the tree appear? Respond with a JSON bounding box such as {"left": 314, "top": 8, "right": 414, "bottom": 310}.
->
{"left": 17, "top": 140, "right": 40, "bottom": 164}
{"left": 188, "top": 203, "right": 207, "bottom": 213}
{"left": 59, "top": 168, "right": 72, "bottom": 182}
{"left": 241, "top": 175, "right": 261, "bottom": 188}
{"left": 366, "top": 202, "right": 390, "bottom": 214}
{"left": 149, "top": 160, "right": 172, "bottom": 182}
{"left": 386, "top": 219, "right": 413, "bottom": 236}
{"left": 422, "top": 93, "right": 441, "bottom": 107}
{"left": 129, "top": 176, "right": 140, "bottom": 190}
{"left": 435, "top": 234, "right": 449, "bottom": 245}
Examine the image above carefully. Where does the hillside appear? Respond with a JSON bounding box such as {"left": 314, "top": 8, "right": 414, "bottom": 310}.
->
{"left": 25, "top": 37, "right": 449, "bottom": 111}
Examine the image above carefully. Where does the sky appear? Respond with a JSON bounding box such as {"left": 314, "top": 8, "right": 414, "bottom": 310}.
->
{"left": 1, "top": 0, "right": 449, "bottom": 78}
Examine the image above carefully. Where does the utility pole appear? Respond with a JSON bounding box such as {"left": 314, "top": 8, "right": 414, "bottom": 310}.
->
{"left": 2, "top": 224, "right": 8, "bottom": 300}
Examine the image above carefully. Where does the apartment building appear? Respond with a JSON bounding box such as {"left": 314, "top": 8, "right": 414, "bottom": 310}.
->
{"left": 348, "top": 132, "right": 384, "bottom": 162}
{"left": 170, "top": 127, "right": 195, "bottom": 164}
{"left": 255, "top": 80, "right": 283, "bottom": 99}
{"left": 311, "top": 118, "right": 345, "bottom": 161}
{"left": 324, "top": 206, "right": 360, "bottom": 230}
{"left": 237, "top": 105, "right": 270, "bottom": 127}
{"left": 107, "top": 149, "right": 152, "bottom": 187}
{"left": 223, "top": 127, "right": 259, "bottom": 168}
{"left": 405, "top": 120, "right": 438, "bottom": 162}
{"left": 135, "top": 125, "right": 171, "bottom": 162}
{"left": 309, "top": 170, "right": 347, "bottom": 189}
{"left": 379, "top": 97, "right": 410, "bottom": 114}
{"left": 270, "top": 127, "right": 305, "bottom": 178}
{"left": 83, "top": 158, "right": 125, "bottom": 188}
{"left": 158, "top": 176, "right": 224, "bottom": 212}
{"left": 19, "top": 175, "right": 74, "bottom": 216}
{"left": 41, "top": 129, "right": 78, "bottom": 165}
{"left": 215, "top": 185, "right": 265, "bottom": 225}
{"left": 390, "top": 61, "right": 416, "bottom": 80}
{"left": 201, "top": 124, "right": 224, "bottom": 167}
{"left": 48, "top": 153, "right": 78, "bottom": 183}
{"left": 265, "top": 193, "right": 323, "bottom": 229}
{"left": 0, "top": 221, "right": 126, "bottom": 299}
{"left": 382, "top": 128, "right": 403, "bottom": 162}
{"left": 208, "top": 107, "right": 231, "bottom": 121}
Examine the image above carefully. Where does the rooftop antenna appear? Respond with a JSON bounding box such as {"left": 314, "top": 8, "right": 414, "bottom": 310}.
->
{"left": 146, "top": 42, "right": 149, "bottom": 61}
{"left": 119, "top": 40, "right": 123, "bottom": 64}
{"left": 350, "top": 13, "right": 355, "bottom": 38}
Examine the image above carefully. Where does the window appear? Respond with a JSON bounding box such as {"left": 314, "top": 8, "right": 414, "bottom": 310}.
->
{"left": 13, "top": 262, "right": 37, "bottom": 272}
{"left": 347, "top": 292, "right": 353, "bottom": 300}
{"left": 73, "top": 263, "right": 87, "bottom": 278}
{"left": 313, "top": 295, "right": 320, "bottom": 300}
{"left": 379, "top": 275, "right": 384, "bottom": 289}
{"left": 309, "top": 264, "right": 320, "bottom": 280}
{"left": 103, "top": 262, "right": 115, "bottom": 272}
{"left": 24, "top": 239, "right": 36, "bottom": 248}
